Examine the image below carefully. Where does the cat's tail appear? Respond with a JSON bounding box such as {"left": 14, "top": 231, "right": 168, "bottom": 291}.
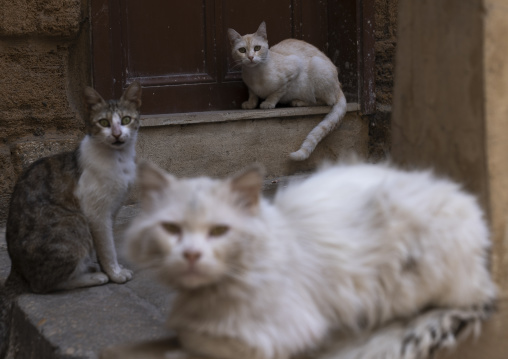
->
{"left": 323, "top": 304, "right": 495, "bottom": 359}
{"left": 0, "top": 285, "right": 8, "bottom": 359}
{"left": 289, "top": 94, "right": 347, "bottom": 161}
{"left": 0, "top": 270, "right": 27, "bottom": 359}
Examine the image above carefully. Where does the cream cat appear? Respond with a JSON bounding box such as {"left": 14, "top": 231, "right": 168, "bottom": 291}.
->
{"left": 228, "top": 22, "right": 347, "bottom": 161}
{"left": 126, "top": 161, "right": 496, "bottom": 359}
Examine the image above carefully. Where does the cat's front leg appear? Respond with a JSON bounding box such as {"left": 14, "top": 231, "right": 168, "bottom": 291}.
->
{"left": 90, "top": 218, "right": 133, "bottom": 283}
{"left": 260, "top": 87, "right": 287, "bottom": 109}
{"left": 242, "top": 88, "right": 259, "bottom": 109}
{"left": 290, "top": 100, "right": 311, "bottom": 107}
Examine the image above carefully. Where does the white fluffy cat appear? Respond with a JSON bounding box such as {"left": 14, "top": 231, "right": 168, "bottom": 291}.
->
{"left": 126, "top": 161, "right": 496, "bottom": 359}
{"left": 228, "top": 22, "right": 347, "bottom": 161}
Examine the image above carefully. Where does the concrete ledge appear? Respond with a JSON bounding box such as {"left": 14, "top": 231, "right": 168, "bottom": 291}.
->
{"left": 136, "top": 109, "right": 368, "bottom": 180}
{"left": 8, "top": 285, "right": 171, "bottom": 359}
{"left": 140, "top": 104, "right": 360, "bottom": 127}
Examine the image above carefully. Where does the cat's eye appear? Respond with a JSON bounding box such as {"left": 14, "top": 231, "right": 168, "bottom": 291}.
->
{"left": 121, "top": 116, "right": 131, "bottom": 125}
{"left": 162, "top": 222, "right": 182, "bottom": 236}
{"left": 209, "top": 225, "right": 229, "bottom": 237}
{"left": 98, "top": 119, "right": 110, "bottom": 127}
{"left": 254, "top": 45, "right": 261, "bottom": 51}
{"left": 238, "top": 47, "right": 246, "bottom": 53}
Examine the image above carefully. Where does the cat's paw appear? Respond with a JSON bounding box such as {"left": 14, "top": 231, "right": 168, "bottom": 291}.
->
{"left": 242, "top": 101, "right": 257, "bottom": 109}
{"left": 291, "top": 100, "right": 309, "bottom": 107}
{"left": 260, "top": 101, "right": 276, "bottom": 109}
{"left": 401, "top": 308, "right": 486, "bottom": 359}
{"left": 107, "top": 266, "right": 134, "bottom": 283}
{"left": 92, "top": 272, "right": 110, "bottom": 285}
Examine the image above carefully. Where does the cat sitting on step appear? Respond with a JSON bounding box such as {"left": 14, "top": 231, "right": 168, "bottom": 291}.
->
{"left": 0, "top": 82, "right": 142, "bottom": 358}
{"left": 5, "top": 82, "right": 142, "bottom": 293}
{"left": 126, "top": 160, "right": 496, "bottom": 359}
{"left": 228, "top": 21, "right": 348, "bottom": 161}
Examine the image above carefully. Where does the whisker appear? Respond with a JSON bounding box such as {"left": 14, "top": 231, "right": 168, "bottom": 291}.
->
{"left": 229, "top": 60, "right": 244, "bottom": 71}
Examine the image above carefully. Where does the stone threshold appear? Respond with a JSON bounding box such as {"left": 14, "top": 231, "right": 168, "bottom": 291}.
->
{"left": 140, "top": 103, "right": 360, "bottom": 127}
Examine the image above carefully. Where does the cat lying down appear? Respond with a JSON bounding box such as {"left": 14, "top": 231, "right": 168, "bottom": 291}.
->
{"left": 126, "top": 160, "right": 496, "bottom": 359}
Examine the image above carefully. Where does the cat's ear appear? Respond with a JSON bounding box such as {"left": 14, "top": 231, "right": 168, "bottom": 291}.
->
{"left": 84, "top": 86, "right": 107, "bottom": 110}
{"left": 120, "top": 81, "right": 142, "bottom": 110}
{"left": 256, "top": 21, "right": 267, "bottom": 40}
{"left": 230, "top": 164, "right": 265, "bottom": 213}
{"left": 137, "top": 161, "right": 173, "bottom": 209}
{"left": 227, "top": 28, "right": 242, "bottom": 46}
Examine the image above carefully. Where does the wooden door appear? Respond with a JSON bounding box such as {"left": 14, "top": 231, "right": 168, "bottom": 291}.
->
{"left": 91, "top": 0, "right": 374, "bottom": 115}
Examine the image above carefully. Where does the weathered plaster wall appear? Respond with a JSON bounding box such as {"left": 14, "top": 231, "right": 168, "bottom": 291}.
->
{"left": 0, "top": 0, "right": 90, "bottom": 225}
{"left": 392, "top": 0, "right": 508, "bottom": 356}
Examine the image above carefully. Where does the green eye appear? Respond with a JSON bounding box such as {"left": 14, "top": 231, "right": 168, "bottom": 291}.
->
{"left": 254, "top": 46, "right": 261, "bottom": 51}
{"left": 98, "top": 119, "right": 110, "bottom": 127}
{"left": 162, "top": 222, "right": 182, "bottom": 236}
{"left": 209, "top": 225, "right": 229, "bottom": 237}
{"left": 121, "top": 116, "right": 131, "bottom": 125}
{"left": 238, "top": 47, "right": 246, "bottom": 53}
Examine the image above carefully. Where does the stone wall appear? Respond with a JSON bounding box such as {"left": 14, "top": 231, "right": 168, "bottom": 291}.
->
{"left": 0, "top": 0, "right": 90, "bottom": 225}
{"left": 369, "top": 0, "right": 397, "bottom": 160}
{"left": 0, "top": 1, "right": 398, "bottom": 224}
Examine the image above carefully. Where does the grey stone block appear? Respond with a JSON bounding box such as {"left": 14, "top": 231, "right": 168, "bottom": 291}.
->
{"left": 8, "top": 283, "right": 171, "bottom": 359}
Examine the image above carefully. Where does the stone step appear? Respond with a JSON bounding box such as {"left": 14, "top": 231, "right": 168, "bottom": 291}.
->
{"left": 1, "top": 213, "right": 173, "bottom": 359}
{"left": 135, "top": 106, "right": 367, "bottom": 180}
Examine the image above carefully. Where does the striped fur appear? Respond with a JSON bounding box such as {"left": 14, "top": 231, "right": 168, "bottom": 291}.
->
{"left": 1, "top": 82, "right": 142, "bottom": 358}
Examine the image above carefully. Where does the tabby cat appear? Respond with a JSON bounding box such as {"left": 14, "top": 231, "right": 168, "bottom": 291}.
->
{"left": 228, "top": 21, "right": 347, "bottom": 161}
{"left": 126, "top": 160, "right": 496, "bottom": 359}
{"left": 0, "top": 83, "right": 142, "bottom": 357}
{"left": 6, "top": 82, "right": 141, "bottom": 293}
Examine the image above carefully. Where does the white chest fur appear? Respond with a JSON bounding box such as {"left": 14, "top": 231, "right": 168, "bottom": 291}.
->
{"left": 75, "top": 136, "right": 137, "bottom": 218}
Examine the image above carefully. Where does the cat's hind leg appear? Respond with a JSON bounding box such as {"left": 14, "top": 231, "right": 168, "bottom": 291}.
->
{"left": 321, "top": 304, "right": 495, "bottom": 359}
{"left": 56, "top": 272, "right": 109, "bottom": 291}
{"left": 55, "top": 256, "right": 109, "bottom": 290}
{"left": 400, "top": 304, "right": 495, "bottom": 359}
{"left": 14, "top": 213, "right": 108, "bottom": 293}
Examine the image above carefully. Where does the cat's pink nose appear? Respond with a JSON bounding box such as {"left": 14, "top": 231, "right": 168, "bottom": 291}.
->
{"left": 248, "top": 56, "right": 254, "bottom": 61}
{"left": 183, "top": 250, "right": 202, "bottom": 264}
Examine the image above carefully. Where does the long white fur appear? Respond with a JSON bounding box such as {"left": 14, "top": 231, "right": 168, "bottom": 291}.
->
{"left": 228, "top": 22, "right": 348, "bottom": 161}
{"left": 126, "top": 161, "right": 496, "bottom": 359}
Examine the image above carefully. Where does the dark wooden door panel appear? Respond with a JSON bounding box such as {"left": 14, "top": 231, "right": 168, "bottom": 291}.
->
{"left": 140, "top": 82, "right": 248, "bottom": 114}
{"left": 123, "top": 1, "right": 216, "bottom": 86}
{"left": 91, "top": 0, "right": 374, "bottom": 115}
{"left": 329, "top": 0, "right": 359, "bottom": 103}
